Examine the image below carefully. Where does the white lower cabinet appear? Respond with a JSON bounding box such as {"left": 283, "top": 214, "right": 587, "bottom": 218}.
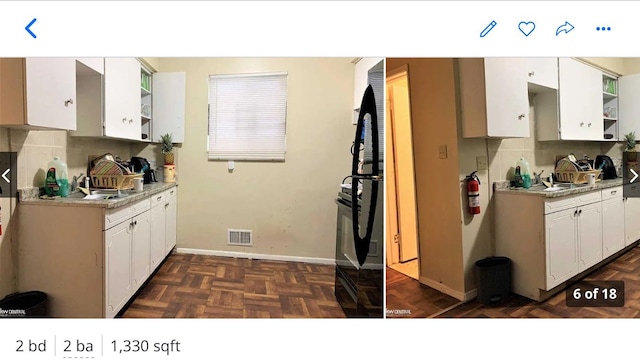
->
{"left": 624, "top": 196, "right": 640, "bottom": 246}
{"left": 603, "top": 188, "right": 625, "bottom": 257}
{"left": 17, "top": 186, "right": 178, "bottom": 318}
{"left": 165, "top": 187, "right": 177, "bottom": 254}
{"left": 496, "top": 186, "right": 630, "bottom": 301}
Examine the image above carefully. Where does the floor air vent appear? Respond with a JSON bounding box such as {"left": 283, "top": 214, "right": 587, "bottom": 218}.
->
{"left": 228, "top": 229, "right": 252, "bottom": 246}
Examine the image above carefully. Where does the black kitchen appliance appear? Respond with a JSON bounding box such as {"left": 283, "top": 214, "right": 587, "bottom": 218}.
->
{"left": 595, "top": 155, "right": 617, "bottom": 179}
{"left": 130, "top": 157, "right": 158, "bottom": 184}
{"left": 335, "top": 60, "right": 384, "bottom": 318}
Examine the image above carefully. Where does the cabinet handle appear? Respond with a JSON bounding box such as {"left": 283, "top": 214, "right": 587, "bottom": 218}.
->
{"left": 518, "top": 114, "right": 525, "bottom": 120}
{"left": 580, "top": 122, "right": 584, "bottom": 127}
{"left": 170, "top": 190, "right": 174, "bottom": 195}
{"left": 612, "top": 190, "right": 617, "bottom": 195}
{"left": 528, "top": 71, "right": 535, "bottom": 77}
{"left": 134, "top": 220, "right": 137, "bottom": 226}
{"left": 157, "top": 196, "right": 162, "bottom": 201}
{"left": 578, "top": 209, "right": 582, "bottom": 215}
{"left": 165, "top": 203, "right": 169, "bottom": 208}
{"left": 64, "top": 99, "right": 74, "bottom": 106}
{"left": 129, "top": 119, "right": 133, "bottom": 124}
{"left": 588, "top": 123, "right": 592, "bottom": 127}
{"left": 122, "top": 118, "right": 127, "bottom": 123}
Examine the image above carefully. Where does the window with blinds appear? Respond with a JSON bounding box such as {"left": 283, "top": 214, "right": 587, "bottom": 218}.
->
{"left": 208, "top": 72, "right": 288, "bottom": 161}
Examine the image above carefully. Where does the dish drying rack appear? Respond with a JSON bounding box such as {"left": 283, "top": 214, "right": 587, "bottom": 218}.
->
{"left": 90, "top": 160, "right": 142, "bottom": 190}
{"left": 555, "top": 157, "right": 602, "bottom": 184}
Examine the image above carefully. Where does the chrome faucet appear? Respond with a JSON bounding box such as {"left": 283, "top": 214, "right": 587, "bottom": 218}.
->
{"left": 70, "top": 173, "right": 83, "bottom": 192}
{"left": 533, "top": 170, "right": 544, "bottom": 185}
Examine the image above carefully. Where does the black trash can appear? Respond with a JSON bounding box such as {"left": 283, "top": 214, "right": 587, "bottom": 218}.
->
{"left": 475, "top": 257, "right": 511, "bottom": 305}
{"left": 0, "top": 291, "right": 48, "bottom": 317}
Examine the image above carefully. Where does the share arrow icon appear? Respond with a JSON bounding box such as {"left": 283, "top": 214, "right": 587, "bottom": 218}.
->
{"left": 631, "top": 169, "right": 638, "bottom": 183}
{"left": 556, "top": 21, "right": 574, "bottom": 36}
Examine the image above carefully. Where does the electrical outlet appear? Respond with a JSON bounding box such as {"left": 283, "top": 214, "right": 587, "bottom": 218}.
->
{"left": 476, "top": 156, "right": 488, "bottom": 170}
{"left": 439, "top": 145, "right": 448, "bottom": 159}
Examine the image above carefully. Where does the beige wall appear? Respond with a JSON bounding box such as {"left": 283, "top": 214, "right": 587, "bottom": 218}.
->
{"left": 156, "top": 58, "right": 355, "bottom": 260}
{"left": 387, "top": 58, "right": 464, "bottom": 294}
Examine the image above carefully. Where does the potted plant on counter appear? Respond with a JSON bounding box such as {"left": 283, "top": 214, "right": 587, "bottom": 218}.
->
{"left": 161, "top": 133, "right": 174, "bottom": 165}
{"left": 625, "top": 131, "right": 637, "bottom": 161}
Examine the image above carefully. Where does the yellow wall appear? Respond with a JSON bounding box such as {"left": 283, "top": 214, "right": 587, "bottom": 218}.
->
{"left": 156, "top": 58, "right": 355, "bottom": 260}
{"left": 387, "top": 58, "right": 464, "bottom": 294}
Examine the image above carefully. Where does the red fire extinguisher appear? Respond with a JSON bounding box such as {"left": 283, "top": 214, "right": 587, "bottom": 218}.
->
{"left": 466, "top": 171, "right": 481, "bottom": 215}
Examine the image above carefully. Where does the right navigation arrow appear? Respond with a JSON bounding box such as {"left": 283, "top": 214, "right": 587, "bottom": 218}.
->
{"left": 631, "top": 169, "right": 638, "bottom": 183}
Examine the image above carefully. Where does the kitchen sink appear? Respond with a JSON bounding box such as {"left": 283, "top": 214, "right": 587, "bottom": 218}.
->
{"left": 529, "top": 183, "right": 590, "bottom": 191}
{"left": 66, "top": 189, "right": 128, "bottom": 200}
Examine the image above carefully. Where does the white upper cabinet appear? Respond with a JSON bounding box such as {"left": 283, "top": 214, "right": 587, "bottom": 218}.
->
{"left": 537, "top": 58, "right": 602, "bottom": 141}
{"left": 77, "top": 58, "right": 104, "bottom": 74}
{"left": 618, "top": 73, "right": 640, "bottom": 138}
{"left": 152, "top": 72, "right": 186, "bottom": 143}
{"left": 557, "top": 58, "right": 603, "bottom": 141}
{"left": 526, "top": 58, "right": 558, "bottom": 90}
{"left": 104, "top": 58, "right": 142, "bottom": 141}
{"left": 0, "top": 58, "right": 77, "bottom": 130}
{"left": 459, "top": 58, "right": 530, "bottom": 138}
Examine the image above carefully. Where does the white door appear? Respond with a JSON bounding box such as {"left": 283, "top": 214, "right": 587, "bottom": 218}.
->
{"left": 558, "top": 58, "right": 602, "bottom": 140}
{"left": 484, "top": 58, "right": 530, "bottom": 137}
{"left": 625, "top": 197, "right": 640, "bottom": 246}
{"left": 132, "top": 211, "right": 151, "bottom": 289}
{"left": 602, "top": 197, "right": 625, "bottom": 258}
{"left": 165, "top": 194, "right": 177, "bottom": 255}
{"left": 104, "top": 220, "right": 132, "bottom": 318}
{"left": 387, "top": 71, "right": 418, "bottom": 263}
{"left": 152, "top": 72, "right": 186, "bottom": 143}
{"left": 618, "top": 73, "right": 640, "bottom": 138}
{"left": 577, "top": 202, "right": 603, "bottom": 272}
{"left": 150, "top": 203, "right": 166, "bottom": 270}
{"left": 104, "top": 58, "right": 140, "bottom": 140}
{"left": 25, "top": 58, "right": 77, "bottom": 130}
{"left": 545, "top": 208, "right": 579, "bottom": 290}
{"left": 525, "top": 58, "right": 558, "bottom": 89}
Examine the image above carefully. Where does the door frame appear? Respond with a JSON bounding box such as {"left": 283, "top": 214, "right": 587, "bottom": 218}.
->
{"left": 385, "top": 64, "right": 421, "bottom": 271}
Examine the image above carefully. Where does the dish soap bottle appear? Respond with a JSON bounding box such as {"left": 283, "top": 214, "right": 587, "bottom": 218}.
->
{"left": 517, "top": 157, "right": 532, "bottom": 189}
{"left": 45, "top": 156, "right": 69, "bottom": 197}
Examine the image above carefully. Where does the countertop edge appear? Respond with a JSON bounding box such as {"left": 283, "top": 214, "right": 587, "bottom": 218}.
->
{"left": 18, "top": 183, "right": 178, "bottom": 209}
{"left": 494, "top": 179, "right": 623, "bottom": 198}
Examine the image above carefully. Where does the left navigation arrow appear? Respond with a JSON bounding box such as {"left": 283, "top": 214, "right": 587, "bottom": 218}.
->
{"left": 2, "top": 169, "right": 9, "bottom": 183}
{"left": 25, "top": 18, "right": 37, "bottom": 38}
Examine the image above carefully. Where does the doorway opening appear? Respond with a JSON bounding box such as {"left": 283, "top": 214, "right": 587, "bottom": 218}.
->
{"left": 386, "top": 65, "right": 419, "bottom": 280}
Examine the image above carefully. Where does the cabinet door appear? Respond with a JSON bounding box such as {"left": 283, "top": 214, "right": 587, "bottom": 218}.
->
{"left": 526, "top": 58, "right": 558, "bottom": 89}
{"left": 484, "top": 58, "right": 530, "bottom": 137}
{"left": 152, "top": 72, "right": 186, "bottom": 143}
{"left": 104, "top": 58, "right": 141, "bottom": 140}
{"left": 25, "top": 58, "right": 77, "bottom": 130}
{"left": 545, "top": 208, "right": 579, "bottom": 290}
{"left": 625, "top": 197, "right": 640, "bottom": 246}
{"left": 76, "top": 58, "right": 104, "bottom": 74}
{"left": 618, "top": 73, "right": 640, "bottom": 138}
{"left": 602, "top": 197, "right": 625, "bottom": 258}
{"left": 577, "top": 202, "right": 603, "bottom": 272}
{"left": 165, "top": 191, "right": 177, "bottom": 255}
{"left": 104, "top": 220, "right": 132, "bottom": 318}
{"left": 132, "top": 211, "right": 151, "bottom": 290}
{"left": 558, "top": 58, "right": 602, "bottom": 140}
{"left": 150, "top": 202, "right": 166, "bottom": 270}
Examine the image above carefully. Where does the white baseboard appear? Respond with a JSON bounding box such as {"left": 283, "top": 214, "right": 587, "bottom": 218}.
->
{"left": 463, "top": 288, "right": 478, "bottom": 302}
{"left": 176, "top": 248, "right": 335, "bottom": 265}
{"left": 419, "top": 276, "right": 466, "bottom": 301}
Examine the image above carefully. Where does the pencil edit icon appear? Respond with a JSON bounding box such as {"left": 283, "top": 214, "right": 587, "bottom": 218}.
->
{"left": 480, "top": 20, "right": 497, "bottom": 37}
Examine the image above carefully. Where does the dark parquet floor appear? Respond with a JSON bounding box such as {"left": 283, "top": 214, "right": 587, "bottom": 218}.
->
{"left": 121, "top": 253, "right": 346, "bottom": 318}
{"left": 386, "top": 267, "right": 460, "bottom": 318}
{"left": 439, "top": 244, "right": 640, "bottom": 318}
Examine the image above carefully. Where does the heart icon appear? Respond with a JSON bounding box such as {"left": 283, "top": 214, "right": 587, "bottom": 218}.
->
{"left": 518, "top": 21, "right": 536, "bottom": 36}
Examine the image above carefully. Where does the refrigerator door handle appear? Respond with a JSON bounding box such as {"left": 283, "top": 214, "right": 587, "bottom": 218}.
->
{"left": 351, "top": 84, "right": 380, "bottom": 267}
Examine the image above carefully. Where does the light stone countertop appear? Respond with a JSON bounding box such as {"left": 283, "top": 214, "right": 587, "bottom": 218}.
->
{"left": 493, "top": 178, "right": 624, "bottom": 198}
{"left": 18, "top": 182, "right": 177, "bottom": 209}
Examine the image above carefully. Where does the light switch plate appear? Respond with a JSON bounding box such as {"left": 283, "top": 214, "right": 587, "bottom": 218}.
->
{"left": 476, "top": 156, "right": 488, "bottom": 170}
{"left": 438, "top": 145, "right": 447, "bottom": 159}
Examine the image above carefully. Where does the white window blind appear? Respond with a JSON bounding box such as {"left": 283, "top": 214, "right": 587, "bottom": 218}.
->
{"left": 208, "top": 72, "right": 288, "bottom": 160}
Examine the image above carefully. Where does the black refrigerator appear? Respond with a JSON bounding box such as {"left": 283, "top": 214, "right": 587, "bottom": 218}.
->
{"left": 335, "top": 60, "right": 384, "bottom": 318}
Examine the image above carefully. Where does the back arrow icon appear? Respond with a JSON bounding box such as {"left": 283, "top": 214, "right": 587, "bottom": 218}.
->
{"left": 25, "top": 18, "right": 37, "bottom": 38}
{"left": 556, "top": 21, "right": 574, "bottom": 36}
{"left": 2, "top": 169, "right": 9, "bottom": 183}
{"left": 631, "top": 169, "right": 638, "bottom": 183}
